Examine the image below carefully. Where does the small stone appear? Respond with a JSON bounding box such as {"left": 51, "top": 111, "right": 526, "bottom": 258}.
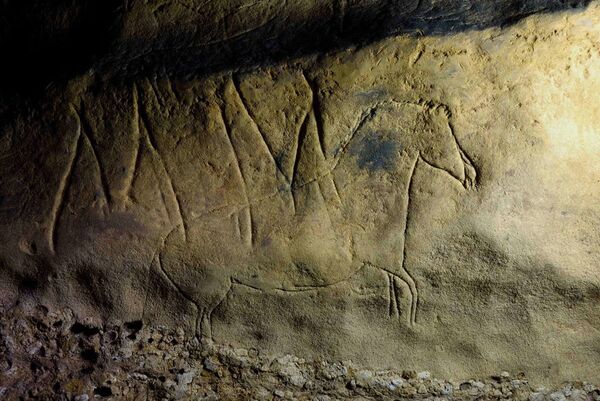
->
{"left": 177, "top": 369, "right": 196, "bottom": 385}
{"left": 273, "top": 389, "right": 285, "bottom": 398}
{"left": 529, "top": 392, "right": 545, "bottom": 401}
{"left": 355, "top": 370, "right": 373, "bottom": 387}
{"left": 163, "top": 378, "right": 177, "bottom": 389}
{"left": 391, "top": 378, "right": 404, "bottom": 387}
{"left": 346, "top": 380, "right": 357, "bottom": 390}
{"left": 320, "top": 362, "right": 348, "bottom": 380}
{"left": 402, "top": 370, "right": 417, "bottom": 380}
{"left": 129, "top": 372, "right": 148, "bottom": 382}
{"left": 288, "top": 373, "right": 306, "bottom": 388}
{"left": 563, "top": 383, "right": 574, "bottom": 396}
{"left": 583, "top": 384, "right": 596, "bottom": 392}
{"left": 255, "top": 387, "right": 272, "bottom": 400}
{"left": 176, "top": 327, "right": 185, "bottom": 338}
{"left": 203, "top": 357, "right": 220, "bottom": 372}
{"left": 549, "top": 391, "right": 567, "bottom": 401}
{"left": 512, "top": 380, "right": 523, "bottom": 388}
{"left": 199, "top": 390, "right": 220, "bottom": 401}
{"left": 441, "top": 383, "right": 453, "bottom": 395}
{"left": 417, "top": 371, "right": 431, "bottom": 381}
{"left": 570, "top": 389, "right": 587, "bottom": 401}
{"left": 314, "top": 395, "right": 331, "bottom": 401}
{"left": 74, "top": 395, "right": 89, "bottom": 401}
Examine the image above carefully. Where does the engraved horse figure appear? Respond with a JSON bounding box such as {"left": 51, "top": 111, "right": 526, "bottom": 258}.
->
{"left": 156, "top": 81, "right": 477, "bottom": 339}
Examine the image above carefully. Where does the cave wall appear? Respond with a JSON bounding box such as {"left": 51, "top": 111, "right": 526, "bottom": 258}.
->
{"left": 1, "top": 0, "right": 599, "bottom": 384}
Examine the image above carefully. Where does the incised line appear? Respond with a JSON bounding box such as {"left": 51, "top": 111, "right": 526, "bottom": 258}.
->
{"left": 138, "top": 89, "right": 188, "bottom": 241}
{"left": 75, "top": 104, "right": 112, "bottom": 212}
{"left": 47, "top": 105, "right": 83, "bottom": 254}
{"left": 231, "top": 74, "right": 289, "bottom": 184}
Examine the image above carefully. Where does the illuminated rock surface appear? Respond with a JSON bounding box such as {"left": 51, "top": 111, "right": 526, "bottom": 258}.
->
{"left": 1, "top": 0, "right": 599, "bottom": 396}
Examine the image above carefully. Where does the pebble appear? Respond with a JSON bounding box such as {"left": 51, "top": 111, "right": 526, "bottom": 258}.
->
{"left": 472, "top": 381, "right": 485, "bottom": 389}
{"left": 441, "top": 383, "right": 453, "bottom": 395}
{"left": 391, "top": 378, "right": 404, "bottom": 387}
{"left": 199, "top": 390, "right": 219, "bottom": 401}
{"left": 549, "top": 391, "right": 568, "bottom": 401}
{"left": 355, "top": 370, "right": 374, "bottom": 387}
{"left": 402, "top": 370, "right": 417, "bottom": 379}
{"left": 177, "top": 369, "right": 196, "bottom": 385}
{"left": 203, "top": 357, "right": 220, "bottom": 372}
{"left": 320, "top": 362, "right": 348, "bottom": 380}
{"left": 418, "top": 371, "right": 431, "bottom": 381}
{"left": 529, "top": 392, "right": 545, "bottom": 401}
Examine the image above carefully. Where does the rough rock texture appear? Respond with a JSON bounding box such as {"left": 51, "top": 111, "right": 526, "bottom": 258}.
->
{"left": 2, "top": 304, "right": 600, "bottom": 400}
{"left": 1, "top": 0, "right": 600, "bottom": 390}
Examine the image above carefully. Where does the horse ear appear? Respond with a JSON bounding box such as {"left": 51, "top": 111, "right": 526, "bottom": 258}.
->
{"left": 417, "top": 105, "right": 465, "bottom": 183}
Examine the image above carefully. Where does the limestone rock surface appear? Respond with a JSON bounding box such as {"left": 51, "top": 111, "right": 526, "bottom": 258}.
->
{"left": 0, "top": 0, "right": 599, "bottom": 386}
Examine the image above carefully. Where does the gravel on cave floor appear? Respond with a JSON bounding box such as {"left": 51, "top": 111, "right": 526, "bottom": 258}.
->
{"left": 0, "top": 304, "right": 599, "bottom": 401}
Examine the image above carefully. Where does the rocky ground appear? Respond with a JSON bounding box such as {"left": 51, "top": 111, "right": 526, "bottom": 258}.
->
{"left": 0, "top": 304, "right": 598, "bottom": 401}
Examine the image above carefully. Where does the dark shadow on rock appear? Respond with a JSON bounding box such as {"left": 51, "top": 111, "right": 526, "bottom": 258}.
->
{"left": 0, "top": 0, "right": 592, "bottom": 103}
{"left": 0, "top": 0, "right": 123, "bottom": 97}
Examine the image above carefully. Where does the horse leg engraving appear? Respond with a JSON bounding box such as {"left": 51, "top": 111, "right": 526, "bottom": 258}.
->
{"left": 378, "top": 266, "right": 417, "bottom": 326}
{"left": 199, "top": 281, "right": 234, "bottom": 341}
{"left": 155, "top": 254, "right": 200, "bottom": 335}
{"left": 400, "top": 156, "right": 419, "bottom": 326}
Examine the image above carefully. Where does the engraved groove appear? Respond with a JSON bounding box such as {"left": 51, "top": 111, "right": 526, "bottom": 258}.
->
{"left": 290, "top": 107, "right": 311, "bottom": 213}
{"left": 448, "top": 120, "right": 478, "bottom": 189}
{"left": 157, "top": 100, "right": 478, "bottom": 234}
{"left": 232, "top": 263, "right": 368, "bottom": 293}
{"left": 47, "top": 106, "right": 83, "bottom": 254}
{"left": 387, "top": 273, "right": 394, "bottom": 317}
{"left": 75, "top": 105, "right": 112, "bottom": 210}
{"left": 138, "top": 92, "right": 188, "bottom": 241}
{"left": 204, "top": 280, "right": 234, "bottom": 340}
{"left": 402, "top": 155, "right": 420, "bottom": 326}
{"left": 124, "top": 84, "right": 142, "bottom": 203}
{"left": 157, "top": 253, "right": 200, "bottom": 335}
{"left": 231, "top": 74, "right": 289, "bottom": 183}
{"left": 149, "top": 98, "right": 479, "bottom": 333}
{"left": 248, "top": 207, "right": 254, "bottom": 247}
{"left": 316, "top": 179, "right": 335, "bottom": 228}
{"left": 330, "top": 175, "right": 342, "bottom": 203}
{"left": 218, "top": 89, "right": 253, "bottom": 246}
{"left": 301, "top": 71, "right": 327, "bottom": 158}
